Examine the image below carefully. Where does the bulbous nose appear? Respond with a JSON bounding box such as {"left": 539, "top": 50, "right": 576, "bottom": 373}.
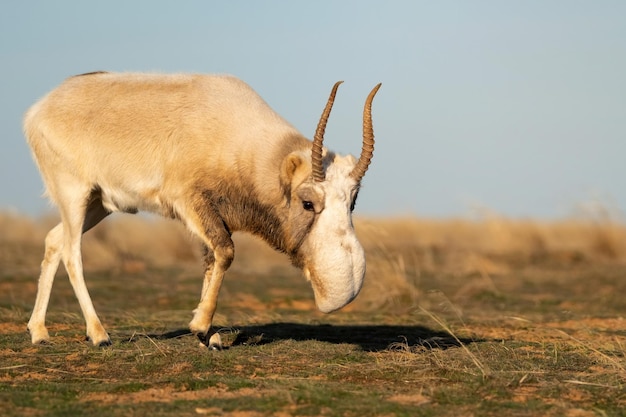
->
{"left": 314, "top": 289, "right": 359, "bottom": 313}
{"left": 305, "top": 237, "right": 365, "bottom": 313}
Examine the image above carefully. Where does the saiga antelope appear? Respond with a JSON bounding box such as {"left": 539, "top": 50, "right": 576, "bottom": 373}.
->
{"left": 23, "top": 72, "right": 381, "bottom": 349}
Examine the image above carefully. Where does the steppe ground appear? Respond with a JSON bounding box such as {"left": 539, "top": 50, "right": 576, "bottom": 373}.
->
{"left": 1, "top": 211, "right": 625, "bottom": 416}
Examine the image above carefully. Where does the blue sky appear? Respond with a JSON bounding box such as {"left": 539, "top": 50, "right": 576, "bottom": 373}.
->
{"left": 1, "top": 1, "right": 625, "bottom": 219}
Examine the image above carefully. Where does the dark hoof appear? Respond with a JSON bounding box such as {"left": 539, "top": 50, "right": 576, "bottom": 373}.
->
{"left": 86, "top": 335, "right": 112, "bottom": 347}
{"left": 196, "top": 332, "right": 209, "bottom": 345}
{"left": 197, "top": 332, "right": 223, "bottom": 350}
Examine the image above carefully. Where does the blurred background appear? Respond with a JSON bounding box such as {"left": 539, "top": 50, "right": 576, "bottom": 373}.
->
{"left": 1, "top": 0, "right": 625, "bottom": 220}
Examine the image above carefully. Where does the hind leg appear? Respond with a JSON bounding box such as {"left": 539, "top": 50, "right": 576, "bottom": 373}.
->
{"left": 28, "top": 192, "right": 110, "bottom": 345}
{"left": 62, "top": 195, "right": 111, "bottom": 345}
{"left": 27, "top": 222, "right": 63, "bottom": 344}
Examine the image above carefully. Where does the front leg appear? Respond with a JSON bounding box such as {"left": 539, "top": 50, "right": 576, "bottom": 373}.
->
{"left": 189, "top": 239, "right": 234, "bottom": 350}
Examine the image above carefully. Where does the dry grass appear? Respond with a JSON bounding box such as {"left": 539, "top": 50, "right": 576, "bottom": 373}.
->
{"left": 2, "top": 210, "right": 626, "bottom": 415}
{"left": 2, "top": 210, "right": 626, "bottom": 311}
{"left": 354, "top": 213, "right": 626, "bottom": 311}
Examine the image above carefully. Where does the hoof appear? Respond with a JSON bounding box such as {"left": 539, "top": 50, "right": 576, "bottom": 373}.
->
{"left": 197, "top": 331, "right": 223, "bottom": 350}
{"left": 209, "top": 332, "right": 223, "bottom": 350}
{"left": 201, "top": 342, "right": 222, "bottom": 351}
{"left": 27, "top": 325, "right": 51, "bottom": 345}
{"left": 86, "top": 335, "right": 112, "bottom": 347}
{"left": 97, "top": 339, "right": 112, "bottom": 347}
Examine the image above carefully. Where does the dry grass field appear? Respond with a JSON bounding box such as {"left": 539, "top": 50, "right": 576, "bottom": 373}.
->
{"left": 1, "top": 211, "right": 625, "bottom": 416}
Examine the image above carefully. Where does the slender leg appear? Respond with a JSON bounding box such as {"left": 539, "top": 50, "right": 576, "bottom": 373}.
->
{"left": 183, "top": 198, "right": 235, "bottom": 350}
{"left": 198, "top": 246, "right": 216, "bottom": 308}
{"left": 189, "top": 238, "right": 234, "bottom": 350}
{"left": 62, "top": 198, "right": 111, "bottom": 345}
{"left": 27, "top": 223, "right": 63, "bottom": 344}
{"left": 28, "top": 191, "right": 110, "bottom": 345}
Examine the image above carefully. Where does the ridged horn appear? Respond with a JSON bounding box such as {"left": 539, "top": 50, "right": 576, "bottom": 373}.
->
{"left": 312, "top": 81, "right": 343, "bottom": 182}
{"left": 350, "top": 83, "right": 382, "bottom": 182}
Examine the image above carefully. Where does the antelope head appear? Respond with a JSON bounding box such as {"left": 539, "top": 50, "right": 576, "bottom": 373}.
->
{"left": 281, "top": 81, "right": 382, "bottom": 313}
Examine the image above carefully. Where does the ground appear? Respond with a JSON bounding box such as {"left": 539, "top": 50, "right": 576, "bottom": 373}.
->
{"left": 0, "top": 214, "right": 625, "bottom": 416}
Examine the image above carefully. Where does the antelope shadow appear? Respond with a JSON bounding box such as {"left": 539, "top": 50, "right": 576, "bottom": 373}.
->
{"left": 148, "top": 323, "right": 479, "bottom": 352}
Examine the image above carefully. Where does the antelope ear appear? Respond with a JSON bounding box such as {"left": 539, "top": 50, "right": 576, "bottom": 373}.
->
{"left": 280, "top": 151, "right": 309, "bottom": 186}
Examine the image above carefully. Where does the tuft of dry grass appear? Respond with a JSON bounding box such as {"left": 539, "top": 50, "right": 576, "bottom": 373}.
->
{"left": 351, "top": 214, "right": 626, "bottom": 312}
{"left": 3, "top": 210, "right": 626, "bottom": 312}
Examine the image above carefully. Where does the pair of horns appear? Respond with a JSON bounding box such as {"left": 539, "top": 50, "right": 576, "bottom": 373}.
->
{"left": 311, "top": 81, "right": 382, "bottom": 183}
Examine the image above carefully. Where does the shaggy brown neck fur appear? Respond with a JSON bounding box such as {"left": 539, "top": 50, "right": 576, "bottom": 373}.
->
{"left": 194, "top": 181, "right": 309, "bottom": 269}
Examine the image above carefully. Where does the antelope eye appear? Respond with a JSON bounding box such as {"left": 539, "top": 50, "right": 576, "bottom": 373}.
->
{"left": 302, "top": 201, "right": 315, "bottom": 211}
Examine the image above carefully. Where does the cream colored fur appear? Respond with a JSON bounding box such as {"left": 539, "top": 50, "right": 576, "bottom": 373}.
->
{"left": 23, "top": 72, "right": 379, "bottom": 349}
